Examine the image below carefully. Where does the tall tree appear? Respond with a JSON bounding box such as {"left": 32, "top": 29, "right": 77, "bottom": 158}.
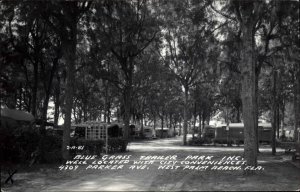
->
{"left": 91, "top": 0, "right": 158, "bottom": 140}
{"left": 212, "top": 0, "right": 266, "bottom": 166}
{"left": 44, "top": 1, "right": 91, "bottom": 160}
{"left": 160, "top": 0, "right": 219, "bottom": 145}
{"left": 231, "top": 0, "right": 265, "bottom": 167}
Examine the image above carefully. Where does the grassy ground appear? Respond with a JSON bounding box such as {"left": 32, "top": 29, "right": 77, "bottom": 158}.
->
{"left": 1, "top": 137, "right": 300, "bottom": 191}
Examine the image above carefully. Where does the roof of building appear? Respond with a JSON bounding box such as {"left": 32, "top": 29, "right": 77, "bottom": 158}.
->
{"left": 216, "top": 123, "right": 272, "bottom": 128}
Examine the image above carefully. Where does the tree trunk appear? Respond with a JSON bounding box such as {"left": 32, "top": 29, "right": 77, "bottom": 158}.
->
{"left": 161, "top": 115, "right": 164, "bottom": 138}
{"left": 280, "top": 98, "right": 285, "bottom": 139}
{"left": 31, "top": 62, "right": 38, "bottom": 117}
{"left": 183, "top": 85, "right": 189, "bottom": 145}
{"left": 198, "top": 113, "right": 202, "bottom": 137}
{"left": 255, "top": 68, "right": 260, "bottom": 152}
{"left": 104, "top": 110, "right": 107, "bottom": 123}
{"left": 173, "top": 120, "right": 176, "bottom": 137}
{"left": 141, "top": 113, "right": 144, "bottom": 137}
{"left": 276, "top": 69, "right": 282, "bottom": 139}
{"left": 169, "top": 113, "right": 173, "bottom": 136}
{"left": 153, "top": 115, "right": 156, "bottom": 131}
{"left": 240, "top": 23, "right": 258, "bottom": 167}
{"left": 202, "top": 111, "right": 205, "bottom": 134}
{"left": 83, "top": 106, "right": 87, "bottom": 122}
{"left": 140, "top": 112, "right": 144, "bottom": 138}
{"left": 41, "top": 56, "right": 59, "bottom": 132}
{"left": 83, "top": 99, "right": 87, "bottom": 122}
{"left": 54, "top": 76, "right": 60, "bottom": 127}
{"left": 104, "top": 80, "right": 108, "bottom": 123}
{"left": 271, "top": 68, "right": 277, "bottom": 155}
{"left": 140, "top": 99, "right": 145, "bottom": 137}
{"left": 123, "top": 82, "right": 131, "bottom": 140}
{"left": 192, "top": 119, "right": 196, "bottom": 139}
{"left": 192, "top": 102, "right": 196, "bottom": 139}
{"left": 122, "top": 56, "right": 134, "bottom": 140}
{"left": 233, "top": 104, "right": 241, "bottom": 123}
{"left": 41, "top": 94, "right": 50, "bottom": 132}
{"left": 179, "top": 118, "right": 182, "bottom": 136}
{"left": 293, "top": 66, "right": 300, "bottom": 142}
{"left": 62, "top": 7, "right": 77, "bottom": 161}
{"left": 276, "top": 104, "right": 280, "bottom": 139}
{"left": 107, "top": 100, "right": 111, "bottom": 123}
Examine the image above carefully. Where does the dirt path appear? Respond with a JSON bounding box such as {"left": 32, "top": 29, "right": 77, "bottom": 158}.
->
{"left": 1, "top": 135, "right": 300, "bottom": 191}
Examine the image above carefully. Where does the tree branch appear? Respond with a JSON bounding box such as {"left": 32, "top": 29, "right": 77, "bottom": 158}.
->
{"left": 210, "top": 3, "right": 236, "bottom": 22}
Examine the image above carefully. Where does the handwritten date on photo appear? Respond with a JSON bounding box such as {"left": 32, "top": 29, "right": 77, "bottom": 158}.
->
{"left": 66, "top": 145, "right": 85, "bottom": 150}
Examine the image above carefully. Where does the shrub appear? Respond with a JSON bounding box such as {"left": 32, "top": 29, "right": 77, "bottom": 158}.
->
{"left": 188, "top": 137, "right": 211, "bottom": 146}
{"left": 0, "top": 126, "right": 63, "bottom": 164}
{"left": 108, "top": 138, "right": 128, "bottom": 153}
{"left": 15, "top": 128, "right": 40, "bottom": 162}
{"left": 1, "top": 127, "right": 129, "bottom": 164}
{"left": 38, "top": 133, "right": 62, "bottom": 164}
{"left": 213, "top": 139, "right": 234, "bottom": 145}
{"left": 0, "top": 128, "right": 21, "bottom": 164}
{"left": 70, "top": 138, "right": 105, "bottom": 157}
{"left": 69, "top": 138, "right": 128, "bottom": 157}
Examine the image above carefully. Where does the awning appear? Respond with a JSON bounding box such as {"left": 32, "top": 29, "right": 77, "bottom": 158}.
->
{"left": 1, "top": 108, "right": 35, "bottom": 122}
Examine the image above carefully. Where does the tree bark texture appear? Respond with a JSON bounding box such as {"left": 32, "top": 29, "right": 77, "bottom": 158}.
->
{"left": 271, "top": 69, "right": 278, "bottom": 155}
{"left": 54, "top": 76, "right": 60, "bottom": 127}
{"left": 123, "top": 81, "right": 132, "bottom": 140}
{"left": 183, "top": 86, "right": 189, "bottom": 145}
{"left": 294, "top": 65, "right": 300, "bottom": 142}
{"left": 31, "top": 62, "right": 38, "bottom": 117}
{"left": 41, "top": 56, "right": 59, "bottom": 132}
{"left": 161, "top": 115, "right": 164, "bottom": 138}
{"left": 62, "top": 4, "right": 77, "bottom": 160}
{"left": 240, "top": 23, "right": 258, "bottom": 167}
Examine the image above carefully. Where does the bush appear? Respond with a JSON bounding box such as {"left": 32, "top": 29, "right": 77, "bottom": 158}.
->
{"left": 213, "top": 139, "right": 234, "bottom": 145}
{"left": 0, "top": 126, "right": 63, "bottom": 164}
{"left": 15, "top": 128, "right": 40, "bottom": 162}
{"left": 0, "top": 128, "right": 21, "bottom": 164}
{"left": 188, "top": 137, "right": 211, "bottom": 146}
{"left": 1, "top": 125, "right": 129, "bottom": 165}
{"left": 108, "top": 138, "right": 128, "bottom": 153}
{"left": 70, "top": 138, "right": 105, "bottom": 157}
{"left": 69, "top": 138, "right": 127, "bottom": 155}
{"left": 38, "top": 133, "right": 62, "bottom": 164}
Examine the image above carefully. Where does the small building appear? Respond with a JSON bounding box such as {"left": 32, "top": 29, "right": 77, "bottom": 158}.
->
{"left": 202, "top": 125, "right": 216, "bottom": 139}
{"left": 142, "top": 126, "right": 156, "bottom": 139}
{"left": 71, "top": 121, "right": 123, "bottom": 140}
{"left": 214, "top": 123, "right": 272, "bottom": 144}
{"left": 129, "top": 124, "right": 156, "bottom": 139}
{"left": 155, "top": 127, "right": 173, "bottom": 138}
